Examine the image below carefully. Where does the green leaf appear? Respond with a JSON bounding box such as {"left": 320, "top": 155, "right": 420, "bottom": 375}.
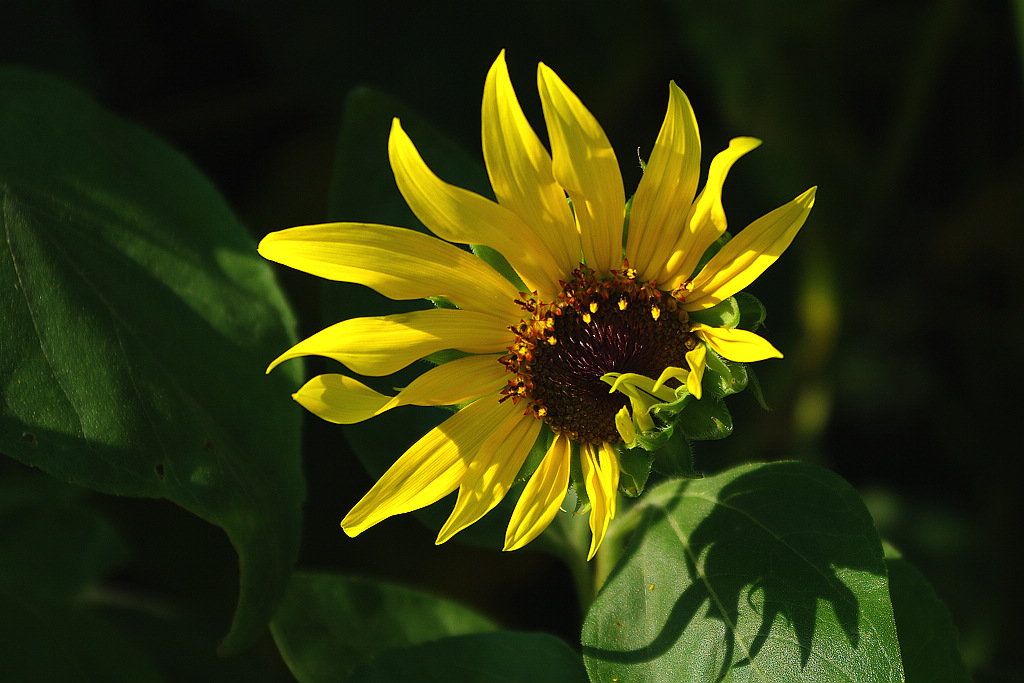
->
{"left": 0, "top": 66, "right": 304, "bottom": 653}
{"left": 269, "top": 572, "right": 498, "bottom": 683}
{"left": 0, "top": 592, "right": 165, "bottom": 683}
{"left": 0, "top": 469, "right": 163, "bottom": 682}
{"left": 344, "top": 631, "right": 588, "bottom": 683}
{"left": 885, "top": 546, "right": 971, "bottom": 682}
{"left": 582, "top": 462, "right": 903, "bottom": 682}
{"left": 0, "top": 474, "right": 129, "bottom": 600}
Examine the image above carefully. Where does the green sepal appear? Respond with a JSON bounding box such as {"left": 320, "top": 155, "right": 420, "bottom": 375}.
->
{"left": 650, "top": 431, "right": 700, "bottom": 479}
{"left": 675, "top": 394, "right": 734, "bottom": 441}
{"left": 616, "top": 445, "right": 654, "bottom": 498}
{"left": 471, "top": 244, "right": 526, "bottom": 292}
{"left": 568, "top": 441, "right": 590, "bottom": 514}
{"left": 735, "top": 290, "right": 767, "bottom": 332}
{"left": 420, "top": 349, "right": 472, "bottom": 366}
{"left": 685, "top": 296, "right": 740, "bottom": 329}
{"left": 632, "top": 423, "right": 676, "bottom": 452}
{"left": 746, "top": 366, "right": 770, "bottom": 410}
{"left": 428, "top": 295, "right": 458, "bottom": 309}
{"left": 690, "top": 230, "right": 732, "bottom": 278}
{"left": 513, "top": 422, "right": 554, "bottom": 486}
{"left": 702, "top": 350, "right": 750, "bottom": 398}
{"left": 621, "top": 194, "right": 635, "bottom": 249}
{"left": 627, "top": 388, "right": 693, "bottom": 453}
{"left": 720, "top": 358, "right": 750, "bottom": 396}
{"left": 648, "top": 387, "right": 693, "bottom": 422}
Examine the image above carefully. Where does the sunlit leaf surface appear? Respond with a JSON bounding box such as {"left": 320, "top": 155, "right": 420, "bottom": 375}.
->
{"left": 582, "top": 461, "right": 903, "bottom": 682}
{"left": 0, "top": 66, "right": 304, "bottom": 653}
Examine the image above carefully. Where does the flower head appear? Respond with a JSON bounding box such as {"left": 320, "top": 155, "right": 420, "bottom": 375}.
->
{"left": 259, "top": 52, "right": 815, "bottom": 559}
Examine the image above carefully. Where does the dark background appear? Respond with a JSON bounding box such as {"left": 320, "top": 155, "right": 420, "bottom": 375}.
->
{"left": 3, "top": 0, "right": 1021, "bottom": 680}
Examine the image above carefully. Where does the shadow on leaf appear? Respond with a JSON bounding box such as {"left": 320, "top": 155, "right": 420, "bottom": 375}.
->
{"left": 582, "top": 462, "right": 900, "bottom": 681}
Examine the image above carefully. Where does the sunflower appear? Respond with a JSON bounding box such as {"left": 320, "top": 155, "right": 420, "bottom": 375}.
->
{"left": 259, "top": 51, "right": 815, "bottom": 560}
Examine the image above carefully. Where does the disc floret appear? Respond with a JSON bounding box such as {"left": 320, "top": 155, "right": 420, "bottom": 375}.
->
{"left": 500, "top": 264, "right": 699, "bottom": 444}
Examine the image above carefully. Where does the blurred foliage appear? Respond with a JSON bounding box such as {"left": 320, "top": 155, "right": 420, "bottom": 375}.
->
{"left": 2, "top": 0, "right": 1021, "bottom": 680}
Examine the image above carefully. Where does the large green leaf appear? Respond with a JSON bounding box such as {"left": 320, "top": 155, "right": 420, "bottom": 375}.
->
{"left": 0, "top": 467, "right": 283, "bottom": 683}
{"left": 0, "top": 470, "right": 128, "bottom": 601}
{"left": 0, "top": 66, "right": 304, "bottom": 653}
{"left": 582, "top": 461, "right": 903, "bottom": 682}
{"left": 269, "top": 572, "right": 498, "bottom": 683}
{"left": 886, "top": 546, "right": 971, "bottom": 682}
{"left": 345, "top": 631, "right": 589, "bottom": 683}
{"left": 0, "top": 593, "right": 165, "bottom": 683}
{"left": 0, "top": 469, "right": 158, "bottom": 681}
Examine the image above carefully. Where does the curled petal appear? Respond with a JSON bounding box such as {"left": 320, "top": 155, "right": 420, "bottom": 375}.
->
{"left": 659, "top": 138, "right": 762, "bottom": 287}
{"left": 504, "top": 432, "right": 572, "bottom": 551}
{"left": 259, "top": 223, "right": 519, "bottom": 318}
{"left": 267, "top": 309, "right": 510, "bottom": 376}
{"left": 389, "top": 118, "right": 563, "bottom": 295}
{"left": 613, "top": 405, "right": 637, "bottom": 446}
{"left": 683, "top": 187, "right": 817, "bottom": 310}
{"left": 693, "top": 324, "right": 783, "bottom": 362}
{"left": 685, "top": 343, "right": 707, "bottom": 400}
{"left": 652, "top": 365, "right": 689, "bottom": 394}
{"left": 292, "top": 355, "right": 506, "bottom": 424}
{"left": 582, "top": 443, "right": 619, "bottom": 561}
{"left": 537, "top": 62, "right": 625, "bottom": 276}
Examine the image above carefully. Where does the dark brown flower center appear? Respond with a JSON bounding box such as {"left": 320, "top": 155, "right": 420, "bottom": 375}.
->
{"left": 500, "top": 265, "right": 698, "bottom": 444}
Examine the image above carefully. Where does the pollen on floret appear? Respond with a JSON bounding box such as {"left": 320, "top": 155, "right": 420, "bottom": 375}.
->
{"left": 499, "top": 264, "right": 697, "bottom": 444}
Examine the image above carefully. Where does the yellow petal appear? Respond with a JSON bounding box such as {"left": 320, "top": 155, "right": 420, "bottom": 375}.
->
{"left": 341, "top": 394, "right": 511, "bottom": 537}
{"left": 436, "top": 407, "right": 542, "bottom": 544}
{"left": 651, "top": 365, "right": 689, "bottom": 393}
{"left": 605, "top": 372, "right": 677, "bottom": 404}
{"left": 683, "top": 187, "right": 817, "bottom": 310}
{"left": 292, "top": 354, "right": 507, "bottom": 424}
{"left": 613, "top": 405, "right": 636, "bottom": 445}
{"left": 259, "top": 223, "right": 520, "bottom": 318}
{"left": 686, "top": 344, "right": 707, "bottom": 399}
{"left": 659, "top": 137, "right": 762, "bottom": 287}
{"left": 292, "top": 374, "right": 389, "bottom": 424}
{"left": 537, "top": 62, "right": 625, "bottom": 276}
{"left": 582, "top": 442, "right": 619, "bottom": 561}
{"left": 389, "top": 119, "right": 563, "bottom": 296}
{"left": 482, "top": 52, "right": 579, "bottom": 281}
{"left": 693, "top": 324, "right": 783, "bottom": 362}
{"left": 267, "top": 309, "right": 510, "bottom": 376}
{"left": 504, "top": 432, "right": 572, "bottom": 551}
{"left": 627, "top": 82, "right": 702, "bottom": 282}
